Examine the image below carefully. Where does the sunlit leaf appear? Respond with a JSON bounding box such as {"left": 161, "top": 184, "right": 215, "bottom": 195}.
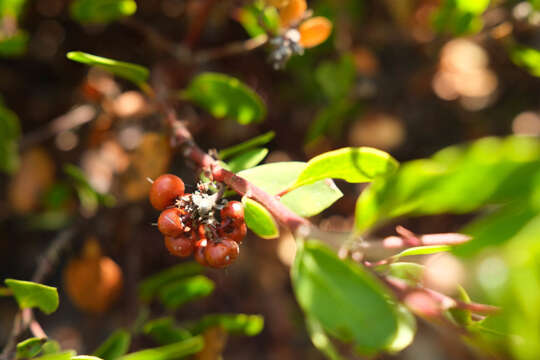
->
{"left": 67, "top": 51, "right": 149, "bottom": 87}
{"left": 218, "top": 131, "right": 275, "bottom": 159}
{"left": 377, "top": 262, "right": 424, "bottom": 285}
{"left": 396, "top": 245, "right": 451, "bottom": 258}
{"left": 226, "top": 148, "right": 268, "bottom": 173}
{"left": 34, "top": 351, "right": 76, "bottom": 360}
{"left": 182, "top": 73, "right": 266, "bottom": 125}
{"left": 305, "top": 317, "right": 344, "bottom": 360}
{"left": 509, "top": 44, "right": 540, "bottom": 77}
{"left": 158, "top": 276, "right": 214, "bottom": 310}
{"left": 70, "top": 0, "right": 137, "bottom": 24}
{"left": 238, "top": 162, "right": 343, "bottom": 217}
{"left": 118, "top": 337, "right": 204, "bottom": 360}
{"left": 242, "top": 197, "right": 279, "bottom": 239}
{"left": 237, "top": 0, "right": 279, "bottom": 37}
{"left": 292, "top": 240, "right": 398, "bottom": 352}
{"left": 292, "top": 147, "right": 399, "bottom": 189}
{"left": 138, "top": 262, "right": 203, "bottom": 301}
{"left": 5, "top": 279, "right": 59, "bottom": 314}
{"left": 385, "top": 305, "right": 416, "bottom": 353}
{"left": 432, "top": 0, "right": 490, "bottom": 35}
{"left": 188, "top": 314, "right": 264, "bottom": 336}
{"left": 93, "top": 330, "right": 131, "bottom": 360}
{"left": 16, "top": 337, "right": 47, "bottom": 359}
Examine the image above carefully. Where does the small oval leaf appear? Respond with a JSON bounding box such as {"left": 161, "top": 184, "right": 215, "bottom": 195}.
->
{"left": 385, "top": 305, "right": 416, "bottom": 353}
{"left": 396, "top": 245, "right": 451, "bottom": 258}
{"left": 138, "top": 262, "right": 203, "bottom": 301}
{"left": 158, "top": 276, "right": 214, "bottom": 310}
{"left": 292, "top": 147, "right": 399, "bottom": 189}
{"left": 227, "top": 148, "right": 268, "bottom": 173}
{"left": 67, "top": 51, "right": 149, "bottom": 87}
{"left": 183, "top": 73, "right": 266, "bottom": 124}
{"left": 5, "top": 279, "right": 59, "bottom": 314}
{"left": 93, "top": 330, "right": 131, "bottom": 360}
{"left": 188, "top": 314, "right": 264, "bottom": 336}
{"left": 218, "top": 131, "right": 275, "bottom": 159}
{"left": 242, "top": 197, "right": 279, "bottom": 239}
{"left": 16, "top": 337, "right": 47, "bottom": 359}
{"left": 118, "top": 337, "right": 204, "bottom": 360}
{"left": 292, "top": 240, "right": 398, "bottom": 352}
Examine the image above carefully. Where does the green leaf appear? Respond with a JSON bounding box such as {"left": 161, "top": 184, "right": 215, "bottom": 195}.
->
{"left": 377, "top": 262, "right": 425, "bottom": 285}
{"left": 354, "top": 136, "right": 540, "bottom": 234}
{"left": 396, "top": 245, "right": 451, "bottom": 258}
{"left": 292, "top": 240, "right": 398, "bottom": 352}
{"left": 66, "top": 51, "right": 149, "bottom": 87}
{"left": 218, "top": 131, "right": 275, "bottom": 159}
{"left": 385, "top": 305, "right": 416, "bottom": 353}
{"left": 238, "top": 162, "right": 343, "bottom": 217}
{"left": 93, "top": 330, "right": 131, "bottom": 360}
{"left": 226, "top": 148, "right": 268, "bottom": 173}
{"left": 118, "top": 337, "right": 204, "bottom": 360}
{"left": 70, "top": 0, "right": 136, "bottom": 24}
{"left": 447, "top": 285, "right": 472, "bottom": 326}
{"left": 305, "top": 317, "right": 344, "bottom": 360}
{"left": 34, "top": 351, "right": 76, "bottom": 360}
{"left": 143, "top": 318, "right": 192, "bottom": 345}
{"left": 292, "top": 147, "right": 399, "bottom": 189}
{"left": 72, "top": 357, "right": 103, "bottom": 360}
{"left": 183, "top": 72, "right": 266, "bottom": 124}
{"left": 0, "top": 99, "right": 20, "bottom": 173}
{"left": 509, "top": 44, "right": 540, "bottom": 77}
{"left": 41, "top": 341, "right": 61, "bottom": 355}
{"left": 138, "top": 262, "right": 203, "bottom": 301}
{"left": 0, "top": 0, "right": 27, "bottom": 18}
{"left": 16, "top": 337, "right": 47, "bottom": 359}
{"left": 158, "top": 275, "right": 214, "bottom": 310}
{"left": 188, "top": 314, "right": 264, "bottom": 336}
{"left": 432, "top": 0, "right": 490, "bottom": 35}
{"left": 242, "top": 197, "right": 279, "bottom": 239}
{"left": 0, "top": 30, "right": 28, "bottom": 57}
{"left": 315, "top": 55, "right": 356, "bottom": 101}
{"left": 237, "top": 0, "right": 279, "bottom": 37}
{"left": 5, "top": 279, "right": 59, "bottom": 314}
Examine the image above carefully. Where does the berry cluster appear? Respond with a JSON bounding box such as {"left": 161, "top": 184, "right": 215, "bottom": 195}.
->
{"left": 149, "top": 174, "right": 246, "bottom": 268}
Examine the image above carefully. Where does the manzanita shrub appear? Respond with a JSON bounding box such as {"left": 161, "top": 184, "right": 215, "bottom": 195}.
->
{"left": 2, "top": 0, "right": 540, "bottom": 359}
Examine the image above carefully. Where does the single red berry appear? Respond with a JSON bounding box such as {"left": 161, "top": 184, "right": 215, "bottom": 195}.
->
{"left": 221, "top": 201, "right": 244, "bottom": 223}
{"left": 149, "top": 174, "right": 185, "bottom": 210}
{"left": 205, "top": 239, "right": 239, "bottom": 268}
{"left": 164, "top": 235, "right": 194, "bottom": 257}
{"left": 194, "top": 245, "right": 209, "bottom": 266}
{"left": 157, "top": 208, "right": 184, "bottom": 237}
{"left": 218, "top": 220, "right": 247, "bottom": 243}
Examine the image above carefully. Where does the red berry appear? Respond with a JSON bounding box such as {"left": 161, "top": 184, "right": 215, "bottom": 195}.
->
{"left": 157, "top": 208, "right": 184, "bottom": 237}
{"left": 218, "top": 220, "right": 247, "bottom": 243}
{"left": 149, "top": 174, "right": 185, "bottom": 210}
{"left": 194, "top": 245, "right": 209, "bottom": 266}
{"left": 221, "top": 201, "right": 244, "bottom": 223}
{"left": 164, "top": 235, "right": 194, "bottom": 257}
{"left": 205, "top": 239, "right": 239, "bottom": 268}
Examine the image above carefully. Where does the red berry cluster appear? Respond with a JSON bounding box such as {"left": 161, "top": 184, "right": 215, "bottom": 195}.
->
{"left": 149, "top": 174, "right": 246, "bottom": 268}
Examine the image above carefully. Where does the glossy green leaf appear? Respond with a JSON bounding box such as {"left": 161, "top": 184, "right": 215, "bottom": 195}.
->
{"left": 158, "top": 275, "right": 214, "bottom": 310}
{"left": 70, "top": 0, "right": 136, "bottom": 24}
{"left": 292, "top": 240, "right": 398, "bottom": 352}
{"left": 242, "top": 197, "right": 279, "bottom": 239}
{"left": 218, "top": 131, "right": 275, "bottom": 159}
{"left": 0, "top": 99, "right": 20, "bottom": 173}
{"left": 72, "top": 356, "right": 103, "bottom": 360}
{"left": 226, "top": 148, "right": 268, "bottom": 173}
{"left": 315, "top": 55, "right": 356, "bottom": 101}
{"left": 143, "top": 318, "right": 192, "bottom": 345}
{"left": 183, "top": 72, "right": 266, "bottom": 124}
{"left": 305, "top": 317, "right": 344, "bottom": 360}
{"left": 355, "top": 136, "right": 540, "bottom": 234}
{"left": 118, "top": 337, "right": 204, "bottom": 360}
{"left": 16, "top": 337, "right": 47, "bottom": 359}
{"left": 0, "top": 30, "right": 28, "bottom": 57}
{"left": 5, "top": 279, "right": 59, "bottom": 314}
{"left": 292, "top": 147, "right": 399, "bottom": 189}
{"left": 238, "top": 162, "right": 343, "bottom": 217}
{"left": 93, "top": 330, "right": 131, "bottom": 360}
{"left": 41, "top": 341, "right": 61, "bottom": 355}
{"left": 188, "top": 314, "right": 264, "bottom": 336}
{"left": 396, "top": 245, "right": 451, "bottom": 258}
{"left": 138, "top": 262, "right": 203, "bottom": 301}
{"left": 385, "top": 305, "right": 416, "bottom": 353}
{"left": 237, "top": 0, "right": 279, "bottom": 37}
{"left": 66, "top": 52, "right": 149, "bottom": 87}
